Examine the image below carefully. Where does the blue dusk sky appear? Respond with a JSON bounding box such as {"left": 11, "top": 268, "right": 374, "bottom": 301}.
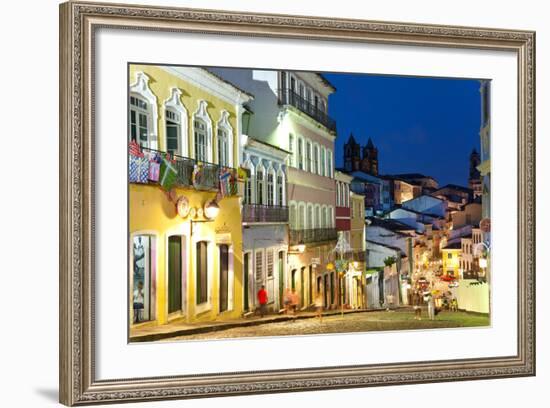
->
{"left": 324, "top": 73, "right": 482, "bottom": 187}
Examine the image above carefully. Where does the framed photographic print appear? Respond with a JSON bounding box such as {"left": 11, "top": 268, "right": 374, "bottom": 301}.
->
{"left": 59, "top": 1, "right": 536, "bottom": 405}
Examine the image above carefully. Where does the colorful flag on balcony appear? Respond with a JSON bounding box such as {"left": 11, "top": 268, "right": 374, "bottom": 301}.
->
{"left": 219, "top": 169, "right": 230, "bottom": 197}
{"left": 192, "top": 163, "right": 203, "bottom": 187}
{"left": 129, "top": 140, "right": 144, "bottom": 157}
{"left": 129, "top": 155, "right": 149, "bottom": 183}
{"left": 147, "top": 152, "right": 161, "bottom": 182}
{"left": 159, "top": 155, "right": 177, "bottom": 190}
{"left": 219, "top": 168, "right": 237, "bottom": 197}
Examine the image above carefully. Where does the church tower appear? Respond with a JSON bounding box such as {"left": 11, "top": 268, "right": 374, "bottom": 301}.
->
{"left": 360, "top": 137, "right": 378, "bottom": 175}
{"left": 344, "top": 133, "right": 361, "bottom": 171}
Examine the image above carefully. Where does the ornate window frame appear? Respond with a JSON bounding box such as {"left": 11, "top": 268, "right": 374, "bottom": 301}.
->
{"left": 163, "top": 87, "right": 188, "bottom": 156}
{"left": 130, "top": 71, "right": 158, "bottom": 149}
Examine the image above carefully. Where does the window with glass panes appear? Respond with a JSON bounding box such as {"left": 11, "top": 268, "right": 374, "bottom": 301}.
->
{"left": 194, "top": 119, "right": 208, "bottom": 162}
{"left": 277, "top": 174, "right": 284, "bottom": 206}
{"left": 256, "top": 168, "right": 264, "bottom": 205}
{"left": 243, "top": 168, "right": 252, "bottom": 204}
{"left": 255, "top": 251, "right": 264, "bottom": 284}
{"left": 306, "top": 141, "right": 312, "bottom": 172}
{"left": 307, "top": 205, "right": 313, "bottom": 230}
{"left": 298, "top": 138, "right": 304, "bottom": 170}
{"left": 165, "top": 109, "right": 180, "bottom": 156}
{"left": 130, "top": 96, "right": 149, "bottom": 147}
{"left": 288, "top": 134, "right": 295, "bottom": 167}
{"left": 315, "top": 206, "right": 320, "bottom": 228}
{"left": 320, "top": 147, "right": 326, "bottom": 176}
{"left": 217, "top": 128, "right": 229, "bottom": 167}
{"left": 313, "top": 145, "right": 319, "bottom": 174}
{"left": 267, "top": 172, "right": 274, "bottom": 206}
{"left": 267, "top": 250, "right": 274, "bottom": 278}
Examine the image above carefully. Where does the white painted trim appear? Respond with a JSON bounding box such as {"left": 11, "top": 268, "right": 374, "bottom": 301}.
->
{"left": 130, "top": 71, "right": 158, "bottom": 149}
{"left": 253, "top": 248, "right": 266, "bottom": 308}
{"left": 276, "top": 167, "right": 286, "bottom": 206}
{"left": 192, "top": 100, "right": 213, "bottom": 162}
{"left": 216, "top": 110, "right": 234, "bottom": 167}
{"left": 164, "top": 224, "right": 190, "bottom": 320}
{"left": 306, "top": 202, "right": 314, "bottom": 230}
{"left": 163, "top": 87, "right": 188, "bottom": 157}
{"left": 129, "top": 230, "right": 159, "bottom": 325}
{"left": 244, "top": 250, "right": 254, "bottom": 311}
{"left": 255, "top": 161, "right": 266, "bottom": 205}
{"left": 191, "top": 224, "right": 214, "bottom": 316}
{"left": 160, "top": 66, "right": 253, "bottom": 106}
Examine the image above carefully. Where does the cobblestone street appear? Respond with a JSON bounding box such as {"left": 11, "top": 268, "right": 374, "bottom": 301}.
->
{"left": 166, "top": 310, "right": 489, "bottom": 341}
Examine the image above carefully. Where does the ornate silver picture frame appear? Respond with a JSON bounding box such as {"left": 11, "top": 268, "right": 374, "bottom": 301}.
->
{"left": 59, "top": 1, "right": 535, "bottom": 405}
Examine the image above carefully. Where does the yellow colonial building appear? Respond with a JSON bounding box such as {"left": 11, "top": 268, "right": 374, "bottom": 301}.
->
{"left": 441, "top": 241, "right": 461, "bottom": 278}
{"left": 128, "top": 65, "right": 253, "bottom": 331}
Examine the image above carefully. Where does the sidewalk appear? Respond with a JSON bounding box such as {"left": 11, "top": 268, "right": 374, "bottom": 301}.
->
{"left": 130, "top": 308, "right": 391, "bottom": 342}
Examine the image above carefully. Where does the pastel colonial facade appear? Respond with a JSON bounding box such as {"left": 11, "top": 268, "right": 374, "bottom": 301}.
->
{"left": 241, "top": 136, "right": 289, "bottom": 313}
{"left": 209, "top": 68, "right": 338, "bottom": 311}
{"left": 128, "top": 65, "right": 252, "bottom": 330}
{"left": 347, "top": 192, "right": 367, "bottom": 308}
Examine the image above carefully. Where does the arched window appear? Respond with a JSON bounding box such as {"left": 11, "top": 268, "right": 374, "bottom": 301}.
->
{"left": 306, "top": 140, "right": 312, "bottom": 172}
{"left": 256, "top": 163, "right": 265, "bottom": 205}
{"left": 277, "top": 169, "right": 285, "bottom": 206}
{"left": 336, "top": 182, "right": 341, "bottom": 206}
{"left": 242, "top": 159, "right": 253, "bottom": 205}
{"left": 164, "top": 88, "right": 187, "bottom": 157}
{"left": 194, "top": 119, "right": 208, "bottom": 162}
{"left": 217, "top": 110, "right": 233, "bottom": 168}
{"left": 321, "top": 206, "right": 327, "bottom": 228}
{"left": 313, "top": 144, "right": 319, "bottom": 174}
{"left": 320, "top": 146, "right": 326, "bottom": 177}
{"left": 298, "top": 203, "right": 306, "bottom": 230}
{"left": 297, "top": 138, "right": 304, "bottom": 170}
{"left": 289, "top": 202, "right": 297, "bottom": 229}
{"left": 327, "top": 150, "right": 333, "bottom": 178}
{"left": 329, "top": 206, "right": 334, "bottom": 227}
{"left": 192, "top": 100, "right": 213, "bottom": 163}
{"left": 130, "top": 72, "right": 158, "bottom": 149}
{"left": 288, "top": 134, "right": 295, "bottom": 167}
{"left": 267, "top": 168, "right": 275, "bottom": 206}
{"left": 315, "top": 205, "right": 321, "bottom": 228}
{"left": 307, "top": 204, "right": 313, "bottom": 230}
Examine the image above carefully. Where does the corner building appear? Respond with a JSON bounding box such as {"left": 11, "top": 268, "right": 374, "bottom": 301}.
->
{"left": 128, "top": 65, "right": 252, "bottom": 329}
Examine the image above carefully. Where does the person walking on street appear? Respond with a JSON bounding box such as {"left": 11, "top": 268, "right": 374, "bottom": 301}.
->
{"left": 290, "top": 289, "right": 300, "bottom": 316}
{"left": 314, "top": 292, "right": 324, "bottom": 323}
{"left": 283, "top": 288, "right": 292, "bottom": 314}
{"left": 426, "top": 291, "right": 436, "bottom": 320}
{"left": 257, "top": 285, "right": 268, "bottom": 318}
{"left": 413, "top": 290, "right": 422, "bottom": 320}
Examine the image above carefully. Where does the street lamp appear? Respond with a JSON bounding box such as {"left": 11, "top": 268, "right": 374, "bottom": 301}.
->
{"left": 204, "top": 199, "right": 220, "bottom": 220}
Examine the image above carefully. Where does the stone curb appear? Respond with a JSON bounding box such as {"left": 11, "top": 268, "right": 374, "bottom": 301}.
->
{"left": 130, "top": 308, "right": 398, "bottom": 342}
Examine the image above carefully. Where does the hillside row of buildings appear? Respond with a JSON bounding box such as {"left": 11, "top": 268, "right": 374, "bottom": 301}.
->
{"left": 128, "top": 65, "right": 491, "bottom": 330}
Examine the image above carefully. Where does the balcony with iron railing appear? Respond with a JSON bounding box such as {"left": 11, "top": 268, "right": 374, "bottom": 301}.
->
{"left": 130, "top": 146, "right": 238, "bottom": 193}
{"left": 242, "top": 204, "right": 289, "bottom": 224}
{"left": 289, "top": 228, "right": 338, "bottom": 245}
{"left": 277, "top": 88, "right": 336, "bottom": 132}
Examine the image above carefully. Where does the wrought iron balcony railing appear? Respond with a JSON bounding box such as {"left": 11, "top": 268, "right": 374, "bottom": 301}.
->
{"left": 242, "top": 204, "right": 289, "bottom": 223}
{"left": 289, "top": 228, "right": 338, "bottom": 245}
{"left": 130, "top": 145, "right": 238, "bottom": 193}
{"left": 277, "top": 88, "right": 336, "bottom": 132}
